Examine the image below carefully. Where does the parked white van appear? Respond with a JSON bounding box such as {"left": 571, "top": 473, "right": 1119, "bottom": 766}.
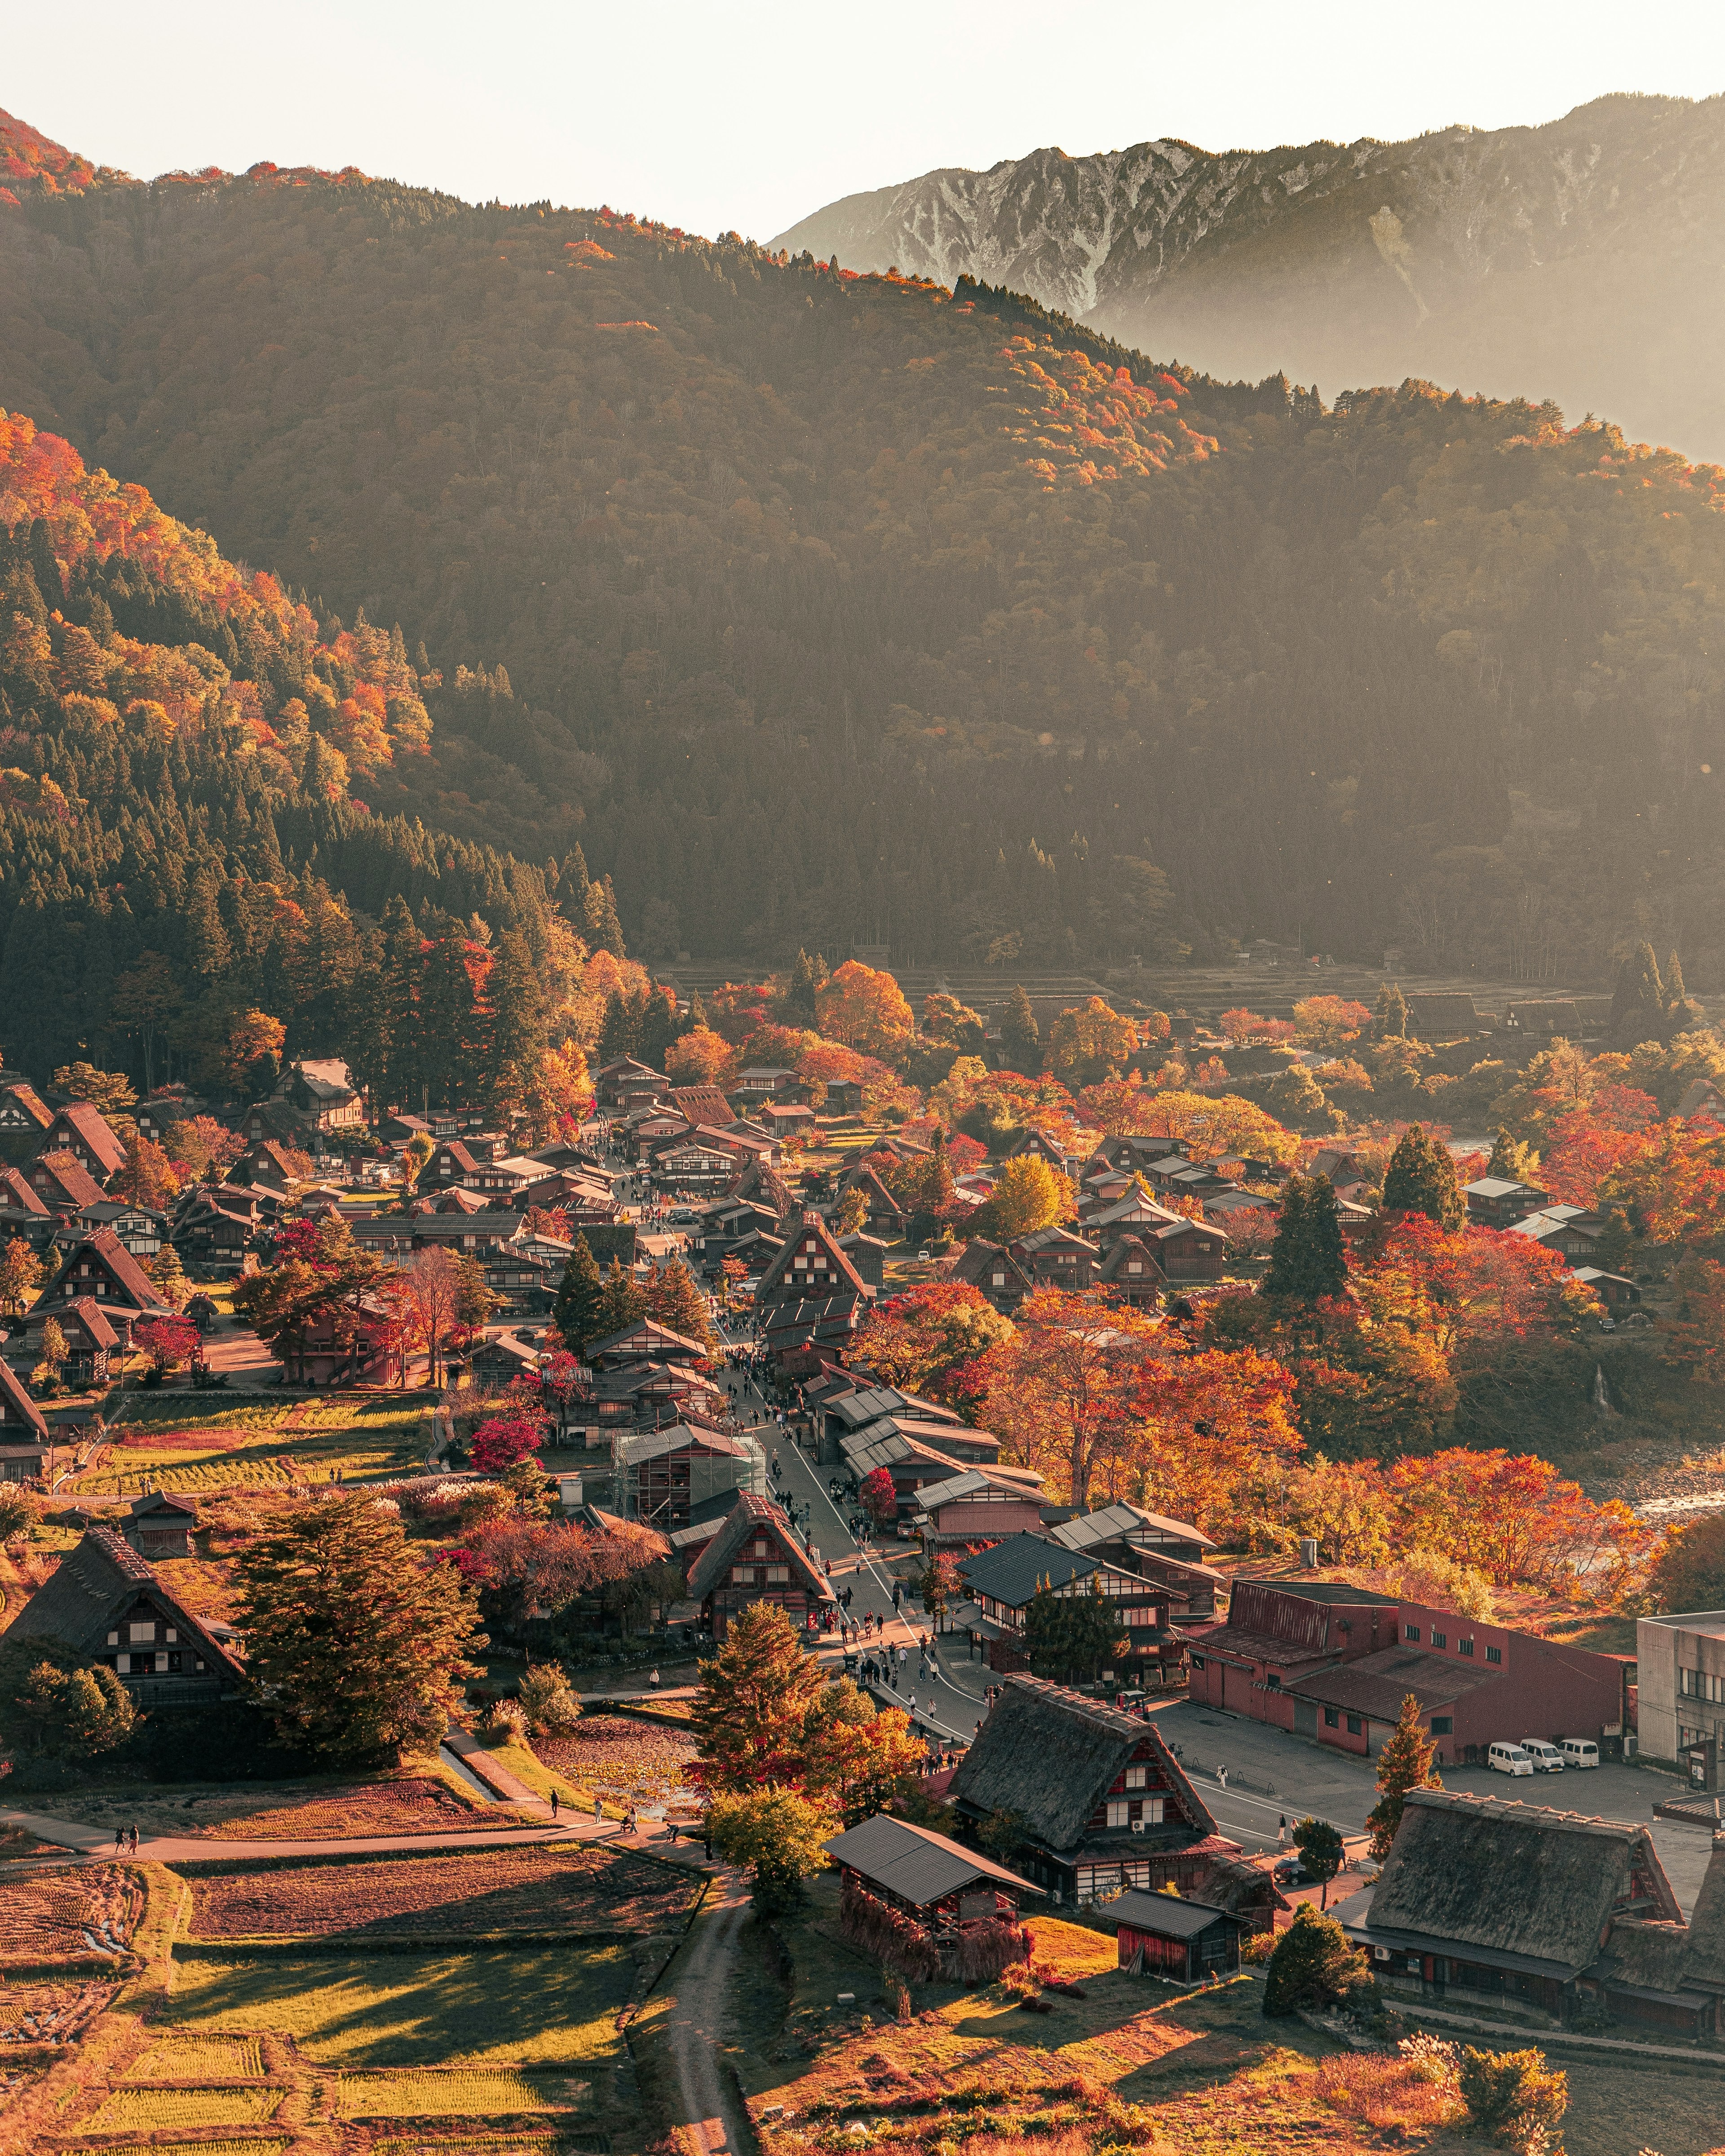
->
{"left": 1489, "top": 1742, "right": 1535, "bottom": 1776}
{"left": 1520, "top": 1740, "right": 1564, "bottom": 1773}
{"left": 1559, "top": 1739, "right": 1600, "bottom": 1769}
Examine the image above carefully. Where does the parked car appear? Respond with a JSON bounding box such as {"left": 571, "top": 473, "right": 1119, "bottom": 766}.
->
{"left": 1272, "top": 1858, "right": 1309, "bottom": 1886}
{"left": 1559, "top": 1738, "right": 1600, "bottom": 1769}
{"left": 1520, "top": 1739, "right": 1565, "bottom": 1773}
{"left": 668, "top": 1207, "right": 699, "bottom": 1224}
{"left": 1489, "top": 1742, "right": 1535, "bottom": 1777}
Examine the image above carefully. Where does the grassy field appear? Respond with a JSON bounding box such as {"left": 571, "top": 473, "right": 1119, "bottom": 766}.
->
{"left": 159, "top": 1944, "right": 636, "bottom": 2067}
{"left": 31, "top": 1767, "right": 535, "bottom": 1838}
{"left": 336, "top": 2066, "right": 593, "bottom": 2116}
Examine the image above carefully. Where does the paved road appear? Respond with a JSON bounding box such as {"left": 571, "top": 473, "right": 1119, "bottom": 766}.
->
{"left": 714, "top": 1323, "right": 988, "bottom": 1744}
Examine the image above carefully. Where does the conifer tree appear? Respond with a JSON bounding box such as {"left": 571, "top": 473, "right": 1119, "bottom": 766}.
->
{"left": 1366, "top": 1692, "right": 1443, "bottom": 1860}
{"left": 376, "top": 894, "right": 423, "bottom": 1109}
{"left": 783, "top": 949, "right": 827, "bottom": 1023}
{"left": 551, "top": 1233, "right": 604, "bottom": 1356}
{"left": 148, "top": 1241, "right": 191, "bottom": 1311}
{"left": 1486, "top": 1126, "right": 1541, "bottom": 1183}
{"left": 482, "top": 927, "right": 546, "bottom": 1125}
{"left": 597, "top": 990, "right": 637, "bottom": 1064}
{"left": 591, "top": 1257, "right": 649, "bottom": 1343}
{"left": 232, "top": 1491, "right": 484, "bottom": 1761}
{"left": 1001, "top": 984, "right": 1041, "bottom": 1074}
{"left": 1265, "top": 1173, "right": 1347, "bottom": 1300}
{"left": 645, "top": 1257, "right": 716, "bottom": 1351}
{"left": 1382, "top": 1124, "right": 1464, "bottom": 1230}
{"left": 583, "top": 875, "right": 625, "bottom": 957}
{"left": 1262, "top": 1903, "right": 1368, "bottom": 2016}
{"left": 1373, "top": 981, "right": 1409, "bottom": 1039}
{"left": 637, "top": 983, "right": 679, "bottom": 1071}
{"left": 417, "top": 923, "right": 478, "bottom": 1107}
{"left": 1610, "top": 940, "right": 1667, "bottom": 1043}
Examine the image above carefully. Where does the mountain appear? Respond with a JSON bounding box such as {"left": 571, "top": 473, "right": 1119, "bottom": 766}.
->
{"left": 772, "top": 95, "right": 1725, "bottom": 467}
{"left": 4, "top": 108, "right": 1725, "bottom": 996}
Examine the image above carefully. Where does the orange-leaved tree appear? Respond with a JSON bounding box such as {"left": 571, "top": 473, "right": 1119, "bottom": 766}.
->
{"left": 815, "top": 962, "right": 915, "bottom": 1057}
{"left": 973, "top": 1289, "right": 1161, "bottom": 1509}
{"left": 850, "top": 1282, "right": 1013, "bottom": 1403}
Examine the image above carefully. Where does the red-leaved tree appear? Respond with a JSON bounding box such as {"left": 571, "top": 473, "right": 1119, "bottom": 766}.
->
{"left": 469, "top": 1414, "right": 547, "bottom": 1474}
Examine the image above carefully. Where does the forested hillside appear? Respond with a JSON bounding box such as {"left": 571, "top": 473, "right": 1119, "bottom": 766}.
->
{"left": 4, "top": 111, "right": 1725, "bottom": 984}
{"left": 0, "top": 406, "right": 613, "bottom": 1115}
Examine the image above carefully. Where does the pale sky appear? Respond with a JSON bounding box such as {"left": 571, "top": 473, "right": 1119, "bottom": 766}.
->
{"left": 10, "top": 0, "right": 1725, "bottom": 243}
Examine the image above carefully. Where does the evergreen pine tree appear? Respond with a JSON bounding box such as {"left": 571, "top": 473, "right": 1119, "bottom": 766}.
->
{"left": 551, "top": 1233, "right": 604, "bottom": 1356}
{"left": 1264, "top": 1173, "right": 1347, "bottom": 1300}
{"left": 645, "top": 1257, "right": 717, "bottom": 1350}
{"left": 690, "top": 990, "right": 712, "bottom": 1030}
{"left": 1382, "top": 1124, "right": 1464, "bottom": 1230}
{"left": 1486, "top": 1126, "right": 1541, "bottom": 1183}
{"left": 597, "top": 990, "right": 637, "bottom": 1064}
{"left": 783, "top": 949, "right": 826, "bottom": 1022}
{"left": 591, "top": 1257, "right": 649, "bottom": 1343}
{"left": 376, "top": 894, "right": 423, "bottom": 1110}
{"left": 148, "top": 1241, "right": 191, "bottom": 1311}
{"left": 637, "top": 983, "right": 679, "bottom": 1070}
{"left": 583, "top": 875, "right": 625, "bottom": 957}
{"left": 1001, "top": 984, "right": 1040, "bottom": 1074}
{"left": 1610, "top": 940, "right": 1666, "bottom": 1042}
{"left": 482, "top": 928, "right": 546, "bottom": 1126}
{"left": 1373, "top": 981, "right": 1409, "bottom": 1039}
{"left": 917, "top": 1139, "right": 957, "bottom": 1233}
{"left": 1261, "top": 1903, "right": 1367, "bottom": 2017}
{"left": 1365, "top": 1692, "right": 1444, "bottom": 1860}
{"left": 417, "top": 923, "right": 479, "bottom": 1108}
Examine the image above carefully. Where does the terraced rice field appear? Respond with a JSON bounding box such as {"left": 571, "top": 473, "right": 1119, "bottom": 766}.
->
{"left": 85, "top": 2085, "right": 286, "bottom": 2130}
{"left": 532, "top": 1716, "right": 698, "bottom": 1812}
{"left": 370, "top": 2138, "right": 605, "bottom": 2156}
{"left": 121, "top": 2033, "right": 265, "bottom": 2080}
{"left": 338, "top": 2067, "right": 592, "bottom": 2116}
{"left": 0, "top": 1864, "right": 138, "bottom": 1966}
{"left": 187, "top": 1846, "right": 699, "bottom": 1940}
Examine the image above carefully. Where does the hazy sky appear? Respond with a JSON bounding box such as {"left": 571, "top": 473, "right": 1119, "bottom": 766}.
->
{"left": 11, "top": 0, "right": 1725, "bottom": 242}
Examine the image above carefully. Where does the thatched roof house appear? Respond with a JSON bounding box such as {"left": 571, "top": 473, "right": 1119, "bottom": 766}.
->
{"left": 6, "top": 1527, "right": 243, "bottom": 1707}
{"left": 1348, "top": 1789, "right": 1721, "bottom": 2035}
{"left": 947, "top": 1674, "right": 1226, "bottom": 1905}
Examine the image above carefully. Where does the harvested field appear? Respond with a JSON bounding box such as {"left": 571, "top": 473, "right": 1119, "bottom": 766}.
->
{"left": 121, "top": 2033, "right": 265, "bottom": 2080}
{"left": 84, "top": 2085, "right": 286, "bottom": 2130}
{"left": 338, "top": 2067, "right": 593, "bottom": 2116}
{"left": 51, "top": 1776, "right": 530, "bottom": 1838}
{"left": 0, "top": 1977, "right": 117, "bottom": 2042}
{"left": 187, "top": 1845, "right": 700, "bottom": 1940}
{"left": 0, "top": 1863, "right": 139, "bottom": 1965}
{"left": 161, "top": 1944, "right": 635, "bottom": 2066}
{"left": 370, "top": 2138, "right": 605, "bottom": 2156}
{"left": 532, "top": 1717, "right": 697, "bottom": 1811}
{"left": 61, "top": 2144, "right": 287, "bottom": 2156}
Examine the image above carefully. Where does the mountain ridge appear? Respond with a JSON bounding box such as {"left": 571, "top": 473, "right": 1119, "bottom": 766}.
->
{"left": 772, "top": 93, "right": 1725, "bottom": 464}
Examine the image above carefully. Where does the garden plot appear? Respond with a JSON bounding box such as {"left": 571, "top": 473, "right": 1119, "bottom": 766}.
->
{"left": 338, "top": 2067, "right": 593, "bottom": 2116}
{"left": 58, "top": 2143, "right": 287, "bottom": 2156}
{"left": 0, "top": 1864, "right": 139, "bottom": 1966}
{"left": 160, "top": 1944, "right": 636, "bottom": 2067}
{"left": 84, "top": 2085, "right": 286, "bottom": 2131}
{"left": 532, "top": 1716, "right": 699, "bottom": 1816}
{"left": 188, "top": 1844, "right": 700, "bottom": 1940}
{"left": 370, "top": 2138, "right": 607, "bottom": 2156}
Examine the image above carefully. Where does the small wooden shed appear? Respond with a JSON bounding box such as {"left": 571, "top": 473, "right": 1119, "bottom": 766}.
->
{"left": 1111, "top": 1891, "right": 1245, "bottom": 1981}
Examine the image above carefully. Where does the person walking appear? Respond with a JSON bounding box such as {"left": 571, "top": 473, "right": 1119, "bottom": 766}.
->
{"left": 1216, "top": 1765, "right": 1228, "bottom": 1791}
{"left": 1277, "top": 1814, "right": 1292, "bottom": 1851}
{"left": 551, "top": 1789, "right": 560, "bottom": 1819}
{"left": 113, "top": 1826, "right": 125, "bottom": 1854}
{"left": 594, "top": 1793, "right": 603, "bottom": 1826}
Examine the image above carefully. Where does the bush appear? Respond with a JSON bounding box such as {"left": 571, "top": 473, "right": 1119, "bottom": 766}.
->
{"left": 518, "top": 1664, "right": 582, "bottom": 1736}
{"left": 1262, "top": 1903, "right": 1371, "bottom": 2018}
{"left": 1457, "top": 2047, "right": 1567, "bottom": 2152}
{"left": 479, "top": 1698, "right": 528, "bottom": 1743}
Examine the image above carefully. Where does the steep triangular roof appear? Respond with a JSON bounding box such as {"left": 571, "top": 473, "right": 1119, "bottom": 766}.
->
{"left": 0, "top": 1080, "right": 53, "bottom": 1131}
{"left": 0, "top": 1165, "right": 49, "bottom": 1216}
{"left": 683, "top": 1489, "right": 832, "bottom": 1602}
{"left": 29, "top": 1151, "right": 106, "bottom": 1209}
{"left": 5, "top": 1527, "right": 243, "bottom": 1677}
{"left": 0, "top": 1358, "right": 49, "bottom": 1441}
{"left": 1098, "top": 1233, "right": 1164, "bottom": 1282}
{"left": 757, "top": 1212, "right": 868, "bottom": 1301}
{"left": 44, "top": 1100, "right": 127, "bottom": 1175}
{"left": 949, "top": 1674, "right": 1217, "bottom": 1852}
{"left": 40, "top": 1228, "right": 168, "bottom": 1315}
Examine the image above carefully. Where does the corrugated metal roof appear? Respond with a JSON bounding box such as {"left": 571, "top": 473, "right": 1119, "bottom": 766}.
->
{"left": 1109, "top": 1891, "right": 1237, "bottom": 1938}
{"left": 822, "top": 1812, "right": 1035, "bottom": 1907}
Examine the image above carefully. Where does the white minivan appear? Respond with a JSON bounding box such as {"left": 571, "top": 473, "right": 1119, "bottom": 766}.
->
{"left": 1520, "top": 1740, "right": 1564, "bottom": 1773}
{"left": 1489, "top": 1742, "right": 1535, "bottom": 1777}
{"left": 1560, "top": 1739, "right": 1600, "bottom": 1770}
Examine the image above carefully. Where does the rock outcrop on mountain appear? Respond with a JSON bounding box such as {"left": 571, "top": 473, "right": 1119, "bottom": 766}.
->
{"left": 774, "top": 94, "right": 1725, "bottom": 464}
